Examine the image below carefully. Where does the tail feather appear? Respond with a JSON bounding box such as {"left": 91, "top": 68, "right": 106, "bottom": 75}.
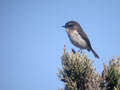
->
{"left": 90, "top": 48, "right": 99, "bottom": 59}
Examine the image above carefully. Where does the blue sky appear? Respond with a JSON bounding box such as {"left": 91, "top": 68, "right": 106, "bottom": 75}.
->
{"left": 1, "top": 0, "right": 120, "bottom": 90}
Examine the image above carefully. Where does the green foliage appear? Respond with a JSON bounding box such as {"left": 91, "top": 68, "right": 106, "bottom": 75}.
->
{"left": 57, "top": 46, "right": 120, "bottom": 90}
{"left": 101, "top": 57, "right": 120, "bottom": 90}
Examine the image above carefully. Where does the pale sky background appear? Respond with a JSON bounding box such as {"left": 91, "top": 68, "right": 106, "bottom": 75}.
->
{"left": 1, "top": 0, "right": 120, "bottom": 90}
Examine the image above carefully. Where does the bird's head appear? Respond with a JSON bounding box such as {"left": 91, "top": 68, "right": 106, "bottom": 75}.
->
{"left": 62, "top": 21, "right": 80, "bottom": 31}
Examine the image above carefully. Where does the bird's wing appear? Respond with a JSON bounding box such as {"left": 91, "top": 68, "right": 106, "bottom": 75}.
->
{"left": 76, "top": 27, "right": 92, "bottom": 50}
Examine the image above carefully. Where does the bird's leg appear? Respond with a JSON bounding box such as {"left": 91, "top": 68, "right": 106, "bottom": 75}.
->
{"left": 72, "top": 48, "right": 76, "bottom": 54}
{"left": 78, "top": 49, "right": 83, "bottom": 53}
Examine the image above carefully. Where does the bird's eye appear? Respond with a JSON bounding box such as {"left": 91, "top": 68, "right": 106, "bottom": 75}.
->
{"left": 67, "top": 24, "right": 73, "bottom": 27}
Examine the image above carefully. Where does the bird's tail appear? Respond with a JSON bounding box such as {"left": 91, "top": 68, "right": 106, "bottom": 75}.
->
{"left": 90, "top": 48, "right": 99, "bottom": 59}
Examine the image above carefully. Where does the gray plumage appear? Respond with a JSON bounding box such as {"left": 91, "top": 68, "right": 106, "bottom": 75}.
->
{"left": 62, "top": 21, "right": 99, "bottom": 58}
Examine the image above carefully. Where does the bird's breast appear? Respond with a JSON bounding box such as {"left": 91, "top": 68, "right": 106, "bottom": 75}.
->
{"left": 68, "top": 30, "right": 88, "bottom": 49}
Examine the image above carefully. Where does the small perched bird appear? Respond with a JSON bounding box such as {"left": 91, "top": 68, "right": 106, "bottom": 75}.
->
{"left": 62, "top": 21, "right": 99, "bottom": 58}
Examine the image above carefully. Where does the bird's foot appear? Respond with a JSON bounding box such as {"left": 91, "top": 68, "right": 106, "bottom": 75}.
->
{"left": 72, "top": 48, "right": 76, "bottom": 54}
{"left": 78, "top": 49, "right": 83, "bottom": 54}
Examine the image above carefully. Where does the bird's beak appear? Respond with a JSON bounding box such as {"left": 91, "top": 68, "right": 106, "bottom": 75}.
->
{"left": 62, "top": 25, "right": 66, "bottom": 28}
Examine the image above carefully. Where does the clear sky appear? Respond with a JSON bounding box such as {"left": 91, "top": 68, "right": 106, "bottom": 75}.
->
{"left": 1, "top": 0, "right": 120, "bottom": 90}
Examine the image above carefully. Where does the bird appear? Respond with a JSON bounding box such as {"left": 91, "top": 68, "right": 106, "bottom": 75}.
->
{"left": 62, "top": 21, "right": 99, "bottom": 58}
